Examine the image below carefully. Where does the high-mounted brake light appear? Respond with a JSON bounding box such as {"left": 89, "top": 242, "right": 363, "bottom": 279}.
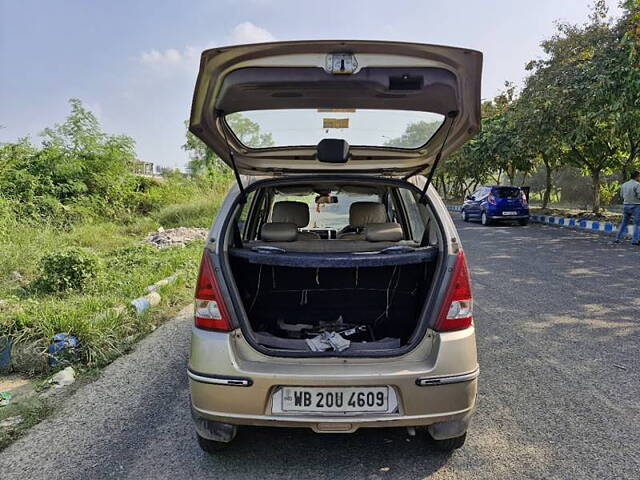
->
{"left": 435, "top": 250, "right": 473, "bottom": 332}
{"left": 194, "top": 252, "right": 232, "bottom": 331}
{"left": 487, "top": 193, "right": 497, "bottom": 205}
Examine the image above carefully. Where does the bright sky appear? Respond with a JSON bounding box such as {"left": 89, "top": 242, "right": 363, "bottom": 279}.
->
{"left": 0, "top": 0, "right": 622, "bottom": 170}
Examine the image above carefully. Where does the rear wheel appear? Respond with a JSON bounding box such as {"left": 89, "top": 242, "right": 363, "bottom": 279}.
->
{"left": 432, "top": 432, "right": 467, "bottom": 452}
{"left": 461, "top": 209, "right": 469, "bottom": 222}
{"left": 481, "top": 211, "right": 491, "bottom": 226}
{"left": 196, "top": 432, "right": 231, "bottom": 454}
{"left": 518, "top": 219, "right": 529, "bottom": 226}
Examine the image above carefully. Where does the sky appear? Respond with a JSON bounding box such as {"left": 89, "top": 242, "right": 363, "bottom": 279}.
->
{"left": 0, "top": 0, "right": 623, "bottom": 170}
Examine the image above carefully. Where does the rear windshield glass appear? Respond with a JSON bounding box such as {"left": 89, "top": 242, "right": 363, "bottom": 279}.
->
{"left": 271, "top": 192, "right": 382, "bottom": 230}
{"left": 225, "top": 110, "right": 445, "bottom": 149}
{"left": 492, "top": 187, "right": 521, "bottom": 198}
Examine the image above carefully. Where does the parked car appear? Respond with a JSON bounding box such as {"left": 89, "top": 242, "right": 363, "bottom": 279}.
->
{"left": 461, "top": 186, "right": 530, "bottom": 225}
{"left": 187, "top": 40, "right": 482, "bottom": 453}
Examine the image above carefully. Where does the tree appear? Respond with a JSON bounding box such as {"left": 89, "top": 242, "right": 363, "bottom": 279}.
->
{"left": 0, "top": 99, "right": 138, "bottom": 220}
{"left": 183, "top": 114, "right": 274, "bottom": 175}
{"left": 384, "top": 120, "right": 441, "bottom": 148}
{"left": 526, "top": 1, "right": 632, "bottom": 213}
{"left": 604, "top": 1, "right": 640, "bottom": 180}
{"left": 516, "top": 63, "right": 568, "bottom": 208}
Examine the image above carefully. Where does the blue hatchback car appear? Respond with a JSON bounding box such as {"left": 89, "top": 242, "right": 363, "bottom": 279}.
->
{"left": 461, "top": 186, "right": 529, "bottom": 226}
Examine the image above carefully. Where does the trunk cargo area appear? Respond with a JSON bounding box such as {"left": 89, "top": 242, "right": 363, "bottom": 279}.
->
{"left": 229, "top": 250, "right": 437, "bottom": 353}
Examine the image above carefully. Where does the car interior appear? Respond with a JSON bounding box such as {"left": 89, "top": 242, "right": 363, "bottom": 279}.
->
{"left": 226, "top": 181, "right": 444, "bottom": 354}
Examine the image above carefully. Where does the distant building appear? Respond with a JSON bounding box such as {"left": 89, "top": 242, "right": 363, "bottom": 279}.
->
{"left": 131, "top": 160, "right": 154, "bottom": 176}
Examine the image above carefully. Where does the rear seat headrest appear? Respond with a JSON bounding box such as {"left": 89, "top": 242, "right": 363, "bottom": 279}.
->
{"left": 272, "top": 201, "right": 310, "bottom": 228}
{"left": 365, "top": 223, "right": 404, "bottom": 242}
{"left": 261, "top": 222, "right": 298, "bottom": 242}
{"left": 349, "top": 202, "right": 388, "bottom": 228}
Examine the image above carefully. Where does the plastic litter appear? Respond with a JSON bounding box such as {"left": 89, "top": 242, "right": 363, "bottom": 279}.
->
{"left": 50, "top": 366, "right": 76, "bottom": 388}
{"left": 146, "top": 274, "right": 178, "bottom": 292}
{"left": 130, "top": 291, "right": 161, "bottom": 315}
{"left": 306, "top": 331, "right": 351, "bottom": 352}
{"left": 0, "top": 336, "right": 13, "bottom": 370}
{"left": 47, "top": 333, "right": 80, "bottom": 367}
{"left": 0, "top": 391, "right": 11, "bottom": 406}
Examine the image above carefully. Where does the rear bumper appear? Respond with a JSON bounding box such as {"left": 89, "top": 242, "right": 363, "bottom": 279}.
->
{"left": 189, "top": 326, "right": 478, "bottom": 433}
{"left": 191, "top": 398, "right": 476, "bottom": 434}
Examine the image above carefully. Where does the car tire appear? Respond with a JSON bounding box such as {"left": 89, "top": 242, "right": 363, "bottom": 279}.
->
{"left": 481, "top": 211, "right": 491, "bottom": 226}
{"left": 518, "top": 219, "right": 529, "bottom": 226}
{"left": 196, "top": 432, "right": 232, "bottom": 453}
{"left": 431, "top": 432, "right": 467, "bottom": 452}
{"left": 461, "top": 209, "right": 469, "bottom": 222}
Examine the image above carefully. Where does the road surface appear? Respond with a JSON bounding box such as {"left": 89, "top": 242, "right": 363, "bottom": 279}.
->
{"left": 1, "top": 219, "right": 639, "bottom": 479}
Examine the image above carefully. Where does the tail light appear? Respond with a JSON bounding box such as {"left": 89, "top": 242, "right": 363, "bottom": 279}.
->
{"left": 520, "top": 191, "right": 528, "bottom": 206}
{"left": 194, "top": 252, "right": 232, "bottom": 331}
{"left": 487, "top": 194, "right": 497, "bottom": 205}
{"left": 435, "top": 250, "right": 473, "bottom": 332}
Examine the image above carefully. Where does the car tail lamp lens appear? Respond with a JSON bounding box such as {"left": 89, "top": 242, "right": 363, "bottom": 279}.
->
{"left": 435, "top": 250, "right": 473, "bottom": 332}
{"left": 487, "top": 194, "right": 497, "bottom": 205}
{"left": 194, "top": 253, "right": 232, "bottom": 331}
{"left": 520, "top": 191, "right": 528, "bottom": 206}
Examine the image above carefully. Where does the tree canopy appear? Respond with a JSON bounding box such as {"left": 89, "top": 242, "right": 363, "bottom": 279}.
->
{"left": 399, "top": 1, "right": 640, "bottom": 213}
{"left": 182, "top": 114, "right": 274, "bottom": 175}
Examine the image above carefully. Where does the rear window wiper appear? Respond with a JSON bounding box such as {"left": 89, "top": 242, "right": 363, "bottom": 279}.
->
{"left": 252, "top": 245, "right": 287, "bottom": 254}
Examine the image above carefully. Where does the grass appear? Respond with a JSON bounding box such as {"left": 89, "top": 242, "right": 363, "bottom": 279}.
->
{"left": 0, "top": 175, "right": 232, "bottom": 371}
{"left": 0, "top": 172, "right": 233, "bottom": 450}
{"left": 0, "top": 218, "right": 203, "bottom": 369}
{"left": 155, "top": 197, "right": 222, "bottom": 229}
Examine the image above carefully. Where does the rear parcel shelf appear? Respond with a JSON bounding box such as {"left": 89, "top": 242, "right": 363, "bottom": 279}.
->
{"left": 228, "top": 246, "right": 438, "bottom": 268}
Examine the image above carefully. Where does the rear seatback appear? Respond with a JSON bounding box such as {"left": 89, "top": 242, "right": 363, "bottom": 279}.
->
{"left": 270, "top": 201, "right": 320, "bottom": 240}
{"left": 337, "top": 202, "right": 389, "bottom": 240}
{"left": 257, "top": 219, "right": 412, "bottom": 252}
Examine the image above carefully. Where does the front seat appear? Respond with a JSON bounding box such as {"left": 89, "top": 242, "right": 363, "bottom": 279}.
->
{"left": 270, "top": 201, "right": 320, "bottom": 240}
{"left": 337, "top": 202, "right": 388, "bottom": 240}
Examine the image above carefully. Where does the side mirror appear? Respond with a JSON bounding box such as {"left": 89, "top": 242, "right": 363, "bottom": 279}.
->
{"left": 466, "top": 195, "right": 474, "bottom": 201}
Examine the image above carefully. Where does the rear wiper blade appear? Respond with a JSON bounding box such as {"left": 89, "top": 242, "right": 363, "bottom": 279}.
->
{"left": 252, "top": 245, "right": 287, "bottom": 254}
{"left": 378, "top": 245, "right": 416, "bottom": 254}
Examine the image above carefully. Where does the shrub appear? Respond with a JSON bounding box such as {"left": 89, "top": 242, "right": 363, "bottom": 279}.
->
{"left": 33, "top": 248, "right": 99, "bottom": 293}
{"left": 155, "top": 199, "right": 218, "bottom": 228}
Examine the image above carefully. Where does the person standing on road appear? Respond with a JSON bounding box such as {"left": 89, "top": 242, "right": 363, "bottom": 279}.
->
{"left": 614, "top": 170, "right": 640, "bottom": 245}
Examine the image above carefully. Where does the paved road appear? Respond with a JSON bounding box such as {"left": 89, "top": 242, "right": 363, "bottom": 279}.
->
{"left": 1, "top": 220, "right": 639, "bottom": 479}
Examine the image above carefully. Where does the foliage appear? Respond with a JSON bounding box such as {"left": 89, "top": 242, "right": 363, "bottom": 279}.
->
{"left": 384, "top": 120, "right": 441, "bottom": 148}
{"left": 32, "top": 248, "right": 99, "bottom": 293}
{"left": 405, "top": 1, "right": 640, "bottom": 213}
{"left": 0, "top": 99, "right": 141, "bottom": 223}
{"left": 0, "top": 98, "right": 230, "bottom": 371}
{"left": 182, "top": 113, "right": 274, "bottom": 175}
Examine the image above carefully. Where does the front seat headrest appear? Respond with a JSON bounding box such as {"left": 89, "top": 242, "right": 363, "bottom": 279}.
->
{"left": 272, "top": 201, "right": 310, "bottom": 228}
{"left": 365, "top": 223, "right": 404, "bottom": 242}
{"left": 261, "top": 222, "right": 298, "bottom": 242}
{"left": 349, "top": 202, "right": 387, "bottom": 228}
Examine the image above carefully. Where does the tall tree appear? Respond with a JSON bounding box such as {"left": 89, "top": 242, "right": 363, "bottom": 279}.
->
{"left": 183, "top": 114, "right": 274, "bottom": 175}
{"left": 527, "top": 1, "right": 630, "bottom": 213}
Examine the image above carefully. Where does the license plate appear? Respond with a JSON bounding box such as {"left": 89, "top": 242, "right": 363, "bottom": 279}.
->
{"left": 502, "top": 211, "right": 518, "bottom": 216}
{"left": 278, "top": 386, "right": 390, "bottom": 413}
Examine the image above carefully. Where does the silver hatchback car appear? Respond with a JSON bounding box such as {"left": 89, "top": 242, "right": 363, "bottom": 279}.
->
{"left": 187, "top": 40, "right": 482, "bottom": 453}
